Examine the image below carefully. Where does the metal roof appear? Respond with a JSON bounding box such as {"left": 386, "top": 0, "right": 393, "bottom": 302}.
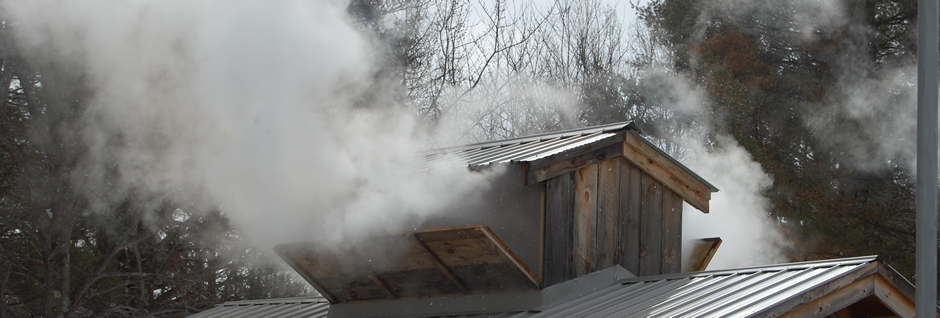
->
{"left": 532, "top": 256, "right": 885, "bottom": 318}
{"left": 190, "top": 256, "right": 912, "bottom": 318}
{"left": 415, "top": 122, "right": 638, "bottom": 168}
{"left": 412, "top": 121, "right": 718, "bottom": 193}
{"left": 188, "top": 297, "right": 329, "bottom": 318}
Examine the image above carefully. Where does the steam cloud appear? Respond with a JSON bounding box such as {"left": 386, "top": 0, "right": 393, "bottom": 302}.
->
{"left": 694, "top": 0, "right": 847, "bottom": 42}
{"left": 668, "top": 0, "right": 923, "bottom": 268}
{"left": 681, "top": 135, "right": 789, "bottom": 268}
{"left": 2, "top": 0, "right": 501, "bottom": 248}
{"left": 6, "top": 0, "right": 870, "bottom": 272}
{"left": 693, "top": 0, "right": 919, "bottom": 173}
{"left": 636, "top": 69, "right": 789, "bottom": 269}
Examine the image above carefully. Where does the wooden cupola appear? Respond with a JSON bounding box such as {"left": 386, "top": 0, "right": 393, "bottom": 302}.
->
{"left": 276, "top": 122, "right": 718, "bottom": 303}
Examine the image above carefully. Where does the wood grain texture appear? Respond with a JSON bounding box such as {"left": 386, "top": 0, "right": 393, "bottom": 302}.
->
{"left": 573, "top": 165, "right": 598, "bottom": 277}
{"left": 538, "top": 185, "right": 546, "bottom": 281}
{"left": 595, "top": 158, "right": 620, "bottom": 271}
{"left": 526, "top": 142, "right": 623, "bottom": 185}
{"left": 278, "top": 225, "right": 540, "bottom": 303}
{"left": 639, "top": 172, "right": 664, "bottom": 276}
{"left": 543, "top": 172, "right": 574, "bottom": 286}
{"left": 661, "top": 189, "right": 682, "bottom": 274}
{"left": 873, "top": 275, "right": 916, "bottom": 318}
{"left": 368, "top": 271, "right": 398, "bottom": 299}
{"left": 778, "top": 276, "right": 875, "bottom": 318}
{"left": 621, "top": 131, "right": 711, "bottom": 213}
{"left": 684, "top": 237, "right": 722, "bottom": 272}
{"left": 479, "top": 226, "right": 541, "bottom": 288}
{"left": 410, "top": 235, "right": 470, "bottom": 294}
{"left": 618, "top": 157, "right": 642, "bottom": 275}
{"left": 274, "top": 246, "right": 339, "bottom": 303}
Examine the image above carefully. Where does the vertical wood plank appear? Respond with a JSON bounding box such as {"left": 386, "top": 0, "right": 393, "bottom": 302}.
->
{"left": 639, "top": 172, "right": 664, "bottom": 276}
{"left": 538, "top": 183, "right": 546, "bottom": 281}
{"left": 595, "top": 158, "right": 620, "bottom": 271}
{"left": 573, "top": 165, "right": 598, "bottom": 277}
{"left": 662, "top": 189, "right": 683, "bottom": 274}
{"left": 543, "top": 172, "right": 574, "bottom": 286}
{"left": 618, "top": 157, "right": 642, "bottom": 275}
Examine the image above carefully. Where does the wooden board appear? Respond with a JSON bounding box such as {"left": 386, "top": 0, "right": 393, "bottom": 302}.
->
{"left": 872, "top": 275, "right": 916, "bottom": 318}
{"left": 661, "top": 189, "right": 683, "bottom": 274}
{"left": 779, "top": 276, "right": 876, "bottom": 318}
{"left": 543, "top": 172, "right": 574, "bottom": 286}
{"left": 525, "top": 135, "right": 624, "bottom": 185}
{"left": 684, "top": 237, "right": 722, "bottom": 272}
{"left": 538, "top": 184, "right": 546, "bottom": 282}
{"left": 275, "top": 225, "right": 540, "bottom": 304}
{"left": 573, "top": 165, "right": 598, "bottom": 276}
{"left": 639, "top": 172, "right": 664, "bottom": 276}
{"left": 618, "top": 158, "right": 642, "bottom": 275}
{"left": 621, "top": 131, "right": 712, "bottom": 213}
{"left": 779, "top": 274, "right": 921, "bottom": 318}
{"left": 594, "top": 158, "right": 621, "bottom": 271}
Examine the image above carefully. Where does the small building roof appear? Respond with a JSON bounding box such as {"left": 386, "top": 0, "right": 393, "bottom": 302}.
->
{"left": 418, "top": 122, "right": 640, "bottom": 167}
{"left": 417, "top": 121, "right": 718, "bottom": 212}
{"left": 544, "top": 255, "right": 900, "bottom": 317}
{"left": 191, "top": 256, "right": 928, "bottom": 318}
{"left": 188, "top": 297, "right": 328, "bottom": 318}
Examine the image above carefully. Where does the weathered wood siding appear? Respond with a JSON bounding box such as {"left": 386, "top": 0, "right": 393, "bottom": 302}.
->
{"left": 595, "top": 159, "right": 620, "bottom": 271}
{"left": 638, "top": 171, "right": 664, "bottom": 276}
{"left": 543, "top": 156, "right": 683, "bottom": 286}
{"left": 543, "top": 172, "right": 574, "bottom": 286}
{"left": 573, "top": 165, "right": 597, "bottom": 277}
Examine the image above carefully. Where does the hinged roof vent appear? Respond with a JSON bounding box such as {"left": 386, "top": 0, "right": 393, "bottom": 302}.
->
{"left": 275, "top": 225, "right": 539, "bottom": 304}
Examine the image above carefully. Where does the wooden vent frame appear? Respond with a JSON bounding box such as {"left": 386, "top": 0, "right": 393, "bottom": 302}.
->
{"left": 275, "top": 225, "right": 540, "bottom": 304}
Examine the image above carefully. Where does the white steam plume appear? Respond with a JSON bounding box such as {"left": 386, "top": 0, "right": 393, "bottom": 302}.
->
{"left": 3, "top": 0, "right": 500, "bottom": 248}
{"left": 694, "top": 0, "right": 847, "bottom": 42}
{"left": 807, "top": 66, "right": 917, "bottom": 172}
{"left": 693, "top": 0, "right": 919, "bottom": 174}
{"left": 681, "top": 135, "right": 789, "bottom": 268}
{"left": 637, "top": 69, "right": 789, "bottom": 269}
{"left": 4, "top": 0, "right": 797, "bottom": 270}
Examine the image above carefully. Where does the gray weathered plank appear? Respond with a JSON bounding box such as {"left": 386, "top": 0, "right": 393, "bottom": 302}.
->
{"left": 621, "top": 131, "right": 712, "bottom": 213}
{"left": 543, "top": 172, "right": 574, "bottom": 286}
{"left": 573, "top": 165, "right": 598, "bottom": 277}
{"left": 661, "top": 189, "right": 682, "bottom": 274}
{"left": 526, "top": 141, "right": 623, "bottom": 185}
{"left": 618, "top": 157, "right": 642, "bottom": 275}
{"left": 367, "top": 271, "right": 398, "bottom": 299}
{"left": 410, "top": 235, "right": 470, "bottom": 294}
{"left": 639, "top": 172, "right": 664, "bottom": 276}
{"left": 595, "top": 158, "right": 620, "bottom": 271}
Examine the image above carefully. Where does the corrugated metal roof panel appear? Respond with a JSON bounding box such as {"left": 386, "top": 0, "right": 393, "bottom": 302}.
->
{"left": 188, "top": 297, "right": 329, "bottom": 318}
{"left": 412, "top": 121, "right": 719, "bottom": 193}
{"left": 535, "top": 256, "right": 880, "bottom": 318}
{"left": 417, "top": 122, "right": 636, "bottom": 169}
{"left": 447, "top": 311, "right": 534, "bottom": 318}
{"left": 190, "top": 256, "right": 908, "bottom": 318}
{"left": 436, "top": 122, "right": 638, "bottom": 152}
